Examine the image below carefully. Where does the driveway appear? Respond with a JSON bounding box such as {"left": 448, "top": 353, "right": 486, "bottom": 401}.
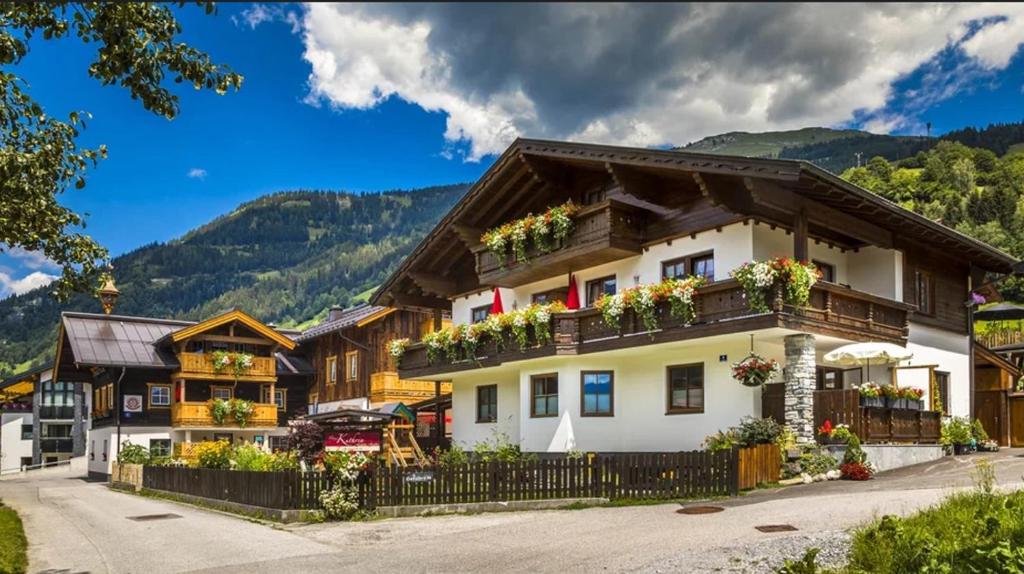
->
{"left": 3, "top": 450, "right": 1023, "bottom": 574}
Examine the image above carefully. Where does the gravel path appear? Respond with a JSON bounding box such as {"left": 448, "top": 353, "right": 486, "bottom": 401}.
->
{"left": 648, "top": 530, "right": 851, "bottom": 573}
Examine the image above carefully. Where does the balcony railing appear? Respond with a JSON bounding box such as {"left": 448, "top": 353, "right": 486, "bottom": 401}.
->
{"left": 813, "top": 389, "right": 941, "bottom": 444}
{"left": 176, "top": 352, "right": 277, "bottom": 381}
{"left": 40, "top": 438, "right": 74, "bottom": 453}
{"left": 398, "top": 280, "right": 912, "bottom": 378}
{"left": 473, "top": 199, "right": 646, "bottom": 288}
{"left": 369, "top": 372, "right": 452, "bottom": 404}
{"left": 170, "top": 401, "right": 279, "bottom": 428}
{"left": 38, "top": 405, "right": 74, "bottom": 420}
{"left": 976, "top": 329, "right": 1024, "bottom": 349}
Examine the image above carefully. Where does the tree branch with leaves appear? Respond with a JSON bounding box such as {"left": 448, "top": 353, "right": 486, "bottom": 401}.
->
{"left": 0, "top": 2, "right": 242, "bottom": 299}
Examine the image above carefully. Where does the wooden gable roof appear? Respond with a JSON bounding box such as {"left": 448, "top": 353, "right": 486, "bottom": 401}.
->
{"left": 167, "top": 308, "right": 297, "bottom": 350}
{"left": 372, "top": 138, "right": 1018, "bottom": 309}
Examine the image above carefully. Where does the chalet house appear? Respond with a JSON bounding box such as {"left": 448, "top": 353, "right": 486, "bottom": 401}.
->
{"left": 373, "top": 139, "right": 1018, "bottom": 453}
{"left": 295, "top": 303, "right": 452, "bottom": 444}
{"left": 54, "top": 309, "right": 312, "bottom": 478}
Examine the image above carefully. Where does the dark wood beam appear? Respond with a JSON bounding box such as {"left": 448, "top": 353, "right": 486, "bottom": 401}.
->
{"left": 468, "top": 164, "right": 531, "bottom": 227}
{"left": 391, "top": 292, "right": 451, "bottom": 311}
{"left": 408, "top": 272, "right": 457, "bottom": 297}
{"left": 606, "top": 162, "right": 695, "bottom": 208}
{"left": 450, "top": 223, "right": 484, "bottom": 248}
{"left": 744, "top": 178, "right": 894, "bottom": 248}
{"left": 794, "top": 208, "right": 808, "bottom": 261}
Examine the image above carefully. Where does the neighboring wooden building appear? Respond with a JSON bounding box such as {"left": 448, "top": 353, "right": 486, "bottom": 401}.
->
{"left": 295, "top": 304, "right": 451, "bottom": 412}
{"left": 54, "top": 309, "right": 312, "bottom": 478}
{"left": 973, "top": 342, "right": 1022, "bottom": 446}
{"left": 372, "top": 138, "right": 1018, "bottom": 452}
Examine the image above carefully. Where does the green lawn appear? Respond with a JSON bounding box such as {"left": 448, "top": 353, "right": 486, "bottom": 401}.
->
{"left": 0, "top": 503, "right": 27, "bottom": 574}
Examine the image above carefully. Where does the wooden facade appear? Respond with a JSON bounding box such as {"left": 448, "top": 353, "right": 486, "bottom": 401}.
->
{"left": 299, "top": 307, "right": 451, "bottom": 407}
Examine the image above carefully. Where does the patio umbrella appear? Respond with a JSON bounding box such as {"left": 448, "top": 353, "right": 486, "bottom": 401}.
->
{"left": 974, "top": 302, "right": 1024, "bottom": 322}
{"left": 823, "top": 342, "right": 913, "bottom": 366}
{"left": 823, "top": 342, "right": 913, "bottom": 384}
{"left": 490, "top": 287, "right": 504, "bottom": 314}
{"left": 565, "top": 274, "right": 580, "bottom": 310}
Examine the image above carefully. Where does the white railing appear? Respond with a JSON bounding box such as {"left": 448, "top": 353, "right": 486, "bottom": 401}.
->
{"left": 0, "top": 458, "right": 73, "bottom": 476}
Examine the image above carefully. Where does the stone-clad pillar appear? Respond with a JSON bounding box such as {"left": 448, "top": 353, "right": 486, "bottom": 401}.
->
{"left": 784, "top": 334, "right": 816, "bottom": 444}
{"left": 72, "top": 383, "right": 87, "bottom": 457}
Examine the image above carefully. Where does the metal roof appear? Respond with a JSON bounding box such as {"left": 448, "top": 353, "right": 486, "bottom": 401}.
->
{"left": 60, "top": 311, "right": 313, "bottom": 373}
{"left": 61, "top": 312, "right": 186, "bottom": 369}
{"left": 294, "top": 303, "right": 387, "bottom": 342}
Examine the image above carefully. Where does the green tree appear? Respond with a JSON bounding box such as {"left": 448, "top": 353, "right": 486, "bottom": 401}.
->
{"left": 0, "top": 2, "right": 242, "bottom": 299}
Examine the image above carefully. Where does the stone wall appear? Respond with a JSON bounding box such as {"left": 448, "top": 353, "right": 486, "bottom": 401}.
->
{"left": 110, "top": 462, "right": 145, "bottom": 491}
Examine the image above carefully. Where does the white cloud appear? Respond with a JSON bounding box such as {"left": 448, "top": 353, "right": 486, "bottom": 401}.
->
{"left": 187, "top": 168, "right": 208, "bottom": 180}
{"left": 4, "top": 247, "right": 58, "bottom": 271}
{"left": 0, "top": 271, "right": 57, "bottom": 297}
{"left": 298, "top": 3, "right": 1024, "bottom": 160}
{"left": 234, "top": 4, "right": 301, "bottom": 34}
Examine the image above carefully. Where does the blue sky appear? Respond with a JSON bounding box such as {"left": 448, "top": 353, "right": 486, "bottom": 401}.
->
{"left": 2, "top": 3, "right": 1023, "bottom": 296}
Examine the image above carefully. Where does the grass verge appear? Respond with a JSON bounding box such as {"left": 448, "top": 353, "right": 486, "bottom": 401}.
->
{"left": 777, "top": 462, "right": 1023, "bottom": 573}
{"left": 0, "top": 503, "right": 28, "bottom": 574}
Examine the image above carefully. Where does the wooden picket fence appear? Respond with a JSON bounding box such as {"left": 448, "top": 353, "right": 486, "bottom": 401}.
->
{"left": 144, "top": 449, "right": 752, "bottom": 512}
{"left": 143, "top": 466, "right": 333, "bottom": 510}
{"left": 362, "top": 450, "right": 738, "bottom": 509}
{"left": 736, "top": 443, "right": 781, "bottom": 490}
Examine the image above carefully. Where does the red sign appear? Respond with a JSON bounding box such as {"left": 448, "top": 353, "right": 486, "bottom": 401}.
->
{"left": 324, "top": 431, "right": 380, "bottom": 452}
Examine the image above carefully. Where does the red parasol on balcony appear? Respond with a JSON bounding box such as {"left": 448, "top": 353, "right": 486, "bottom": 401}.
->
{"left": 566, "top": 274, "right": 580, "bottom": 310}
{"left": 490, "top": 287, "right": 504, "bottom": 314}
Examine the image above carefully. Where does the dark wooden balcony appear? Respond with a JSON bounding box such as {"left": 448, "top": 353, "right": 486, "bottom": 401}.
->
{"left": 398, "top": 280, "right": 913, "bottom": 379}
{"left": 813, "top": 389, "right": 941, "bottom": 444}
{"left": 473, "top": 199, "right": 647, "bottom": 288}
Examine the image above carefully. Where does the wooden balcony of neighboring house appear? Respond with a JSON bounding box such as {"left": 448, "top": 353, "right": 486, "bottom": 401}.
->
{"left": 369, "top": 371, "right": 452, "bottom": 404}
{"left": 398, "top": 279, "right": 913, "bottom": 379}
{"left": 976, "top": 329, "right": 1024, "bottom": 350}
{"left": 174, "top": 352, "right": 277, "bottom": 382}
{"left": 472, "top": 199, "right": 647, "bottom": 288}
{"left": 811, "top": 388, "right": 942, "bottom": 444}
{"left": 170, "top": 401, "right": 279, "bottom": 429}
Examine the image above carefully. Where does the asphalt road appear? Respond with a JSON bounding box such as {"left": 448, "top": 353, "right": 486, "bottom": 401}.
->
{"left": 4, "top": 450, "right": 1023, "bottom": 574}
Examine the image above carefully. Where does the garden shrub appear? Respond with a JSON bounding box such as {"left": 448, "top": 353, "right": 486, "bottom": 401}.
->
{"left": 971, "top": 418, "right": 989, "bottom": 443}
{"left": 116, "top": 441, "right": 149, "bottom": 464}
{"left": 734, "top": 416, "right": 782, "bottom": 447}
{"left": 432, "top": 444, "right": 470, "bottom": 466}
{"left": 472, "top": 430, "right": 537, "bottom": 463}
{"left": 230, "top": 443, "right": 272, "bottom": 471}
{"left": 940, "top": 416, "right": 973, "bottom": 446}
{"left": 798, "top": 452, "right": 837, "bottom": 476}
{"left": 193, "top": 440, "right": 232, "bottom": 469}
{"left": 842, "top": 435, "right": 866, "bottom": 465}
{"left": 703, "top": 429, "right": 740, "bottom": 453}
{"left": 318, "top": 451, "right": 370, "bottom": 521}
{"left": 288, "top": 420, "right": 324, "bottom": 463}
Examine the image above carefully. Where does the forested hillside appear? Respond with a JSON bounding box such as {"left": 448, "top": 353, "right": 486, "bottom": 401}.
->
{"left": 841, "top": 141, "right": 1024, "bottom": 298}
{"left": 685, "top": 121, "right": 1024, "bottom": 173}
{"left": 0, "top": 184, "right": 468, "bottom": 375}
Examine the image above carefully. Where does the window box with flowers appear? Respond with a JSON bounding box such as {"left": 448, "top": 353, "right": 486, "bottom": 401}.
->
{"left": 594, "top": 275, "right": 705, "bottom": 333}
{"left": 480, "top": 201, "right": 579, "bottom": 266}
{"left": 857, "top": 382, "right": 885, "bottom": 408}
{"left": 729, "top": 258, "right": 821, "bottom": 314}
{"left": 211, "top": 351, "right": 255, "bottom": 378}
{"left": 900, "top": 387, "right": 925, "bottom": 410}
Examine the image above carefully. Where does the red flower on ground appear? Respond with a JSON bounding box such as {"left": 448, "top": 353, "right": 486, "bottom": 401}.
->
{"left": 817, "top": 419, "right": 833, "bottom": 436}
{"left": 840, "top": 462, "right": 872, "bottom": 481}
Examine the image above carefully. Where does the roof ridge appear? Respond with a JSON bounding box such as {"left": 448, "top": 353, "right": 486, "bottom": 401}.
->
{"left": 61, "top": 311, "right": 196, "bottom": 326}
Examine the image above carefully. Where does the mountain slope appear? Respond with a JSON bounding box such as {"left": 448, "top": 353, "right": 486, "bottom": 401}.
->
{"left": 682, "top": 127, "right": 870, "bottom": 159}
{"left": 682, "top": 121, "right": 1024, "bottom": 174}
{"left": 0, "top": 184, "right": 469, "bottom": 374}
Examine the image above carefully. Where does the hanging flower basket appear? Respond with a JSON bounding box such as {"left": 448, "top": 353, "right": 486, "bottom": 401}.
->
{"left": 731, "top": 353, "right": 781, "bottom": 387}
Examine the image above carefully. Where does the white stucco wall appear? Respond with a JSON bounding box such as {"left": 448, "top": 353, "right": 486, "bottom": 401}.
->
{"left": 88, "top": 426, "right": 173, "bottom": 476}
{"left": 847, "top": 246, "right": 903, "bottom": 300}
{"left": 451, "top": 222, "right": 757, "bottom": 325}
{"left": 449, "top": 333, "right": 794, "bottom": 452}
{"left": 903, "top": 322, "right": 971, "bottom": 418}
{"left": 0, "top": 413, "right": 33, "bottom": 473}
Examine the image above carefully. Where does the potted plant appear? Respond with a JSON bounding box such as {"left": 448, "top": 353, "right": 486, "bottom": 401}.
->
{"left": 730, "top": 353, "right": 782, "bottom": 388}
{"left": 901, "top": 387, "right": 924, "bottom": 410}
{"left": 857, "top": 382, "right": 884, "bottom": 408}
{"left": 941, "top": 417, "right": 974, "bottom": 455}
{"left": 881, "top": 384, "right": 903, "bottom": 409}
